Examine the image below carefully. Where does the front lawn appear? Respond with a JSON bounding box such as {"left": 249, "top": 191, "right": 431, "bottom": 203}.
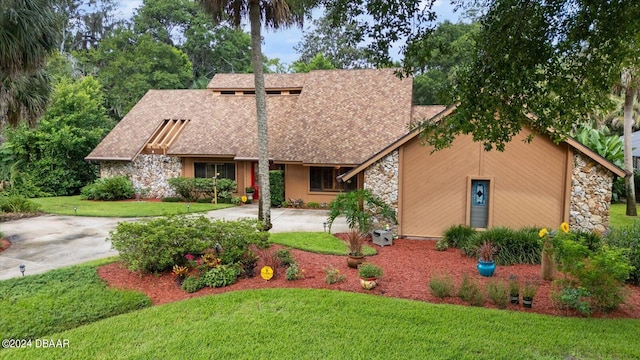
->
{"left": 270, "top": 232, "right": 377, "bottom": 256}
{"left": 31, "top": 195, "right": 232, "bottom": 217}
{"left": 609, "top": 203, "right": 640, "bottom": 228}
{"left": 1, "top": 288, "right": 638, "bottom": 359}
{"left": 0, "top": 258, "right": 150, "bottom": 340}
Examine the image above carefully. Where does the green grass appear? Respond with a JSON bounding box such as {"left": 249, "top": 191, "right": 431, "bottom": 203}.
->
{"left": 0, "top": 259, "right": 150, "bottom": 340}
{"left": 31, "top": 195, "right": 233, "bottom": 217}
{"left": 2, "top": 288, "right": 639, "bottom": 359}
{"left": 269, "top": 232, "right": 377, "bottom": 256}
{"left": 610, "top": 203, "right": 640, "bottom": 228}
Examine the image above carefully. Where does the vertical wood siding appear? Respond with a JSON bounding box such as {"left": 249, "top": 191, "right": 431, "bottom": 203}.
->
{"left": 400, "top": 128, "right": 569, "bottom": 237}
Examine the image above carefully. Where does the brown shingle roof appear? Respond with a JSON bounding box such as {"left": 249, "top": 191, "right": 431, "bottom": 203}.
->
{"left": 87, "top": 69, "right": 414, "bottom": 164}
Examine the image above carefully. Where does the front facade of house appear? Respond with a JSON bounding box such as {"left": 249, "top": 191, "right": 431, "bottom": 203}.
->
{"left": 87, "top": 69, "right": 623, "bottom": 237}
{"left": 342, "top": 108, "right": 625, "bottom": 237}
{"left": 86, "top": 69, "right": 435, "bottom": 204}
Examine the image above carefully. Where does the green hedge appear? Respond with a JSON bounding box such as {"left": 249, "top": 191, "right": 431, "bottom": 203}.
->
{"left": 109, "top": 215, "right": 269, "bottom": 273}
{"left": 80, "top": 176, "right": 135, "bottom": 201}
{"left": 168, "top": 177, "right": 236, "bottom": 202}
{"left": 269, "top": 170, "right": 284, "bottom": 206}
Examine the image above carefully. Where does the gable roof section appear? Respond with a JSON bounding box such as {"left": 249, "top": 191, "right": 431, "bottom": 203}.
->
{"left": 339, "top": 105, "right": 626, "bottom": 181}
{"left": 87, "top": 69, "right": 414, "bottom": 164}
{"left": 86, "top": 90, "right": 208, "bottom": 161}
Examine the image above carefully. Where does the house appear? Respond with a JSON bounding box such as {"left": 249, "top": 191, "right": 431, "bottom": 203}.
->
{"left": 86, "top": 68, "right": 623, "bottom": 237}
{"left": 339, "top": 106, "right": 625, "bottom": 237}
{"left": 86, "top": 69, "right": 443, "bottom": 205}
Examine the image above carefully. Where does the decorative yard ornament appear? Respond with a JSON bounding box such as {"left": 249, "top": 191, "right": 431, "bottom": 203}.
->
{"left": 260, "top": 266, "right": 274, "bottom": 281}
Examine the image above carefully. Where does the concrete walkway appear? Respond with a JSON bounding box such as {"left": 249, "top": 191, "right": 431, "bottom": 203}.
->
{"left": 0, "top": 204, "right": 347, "bottom": 280}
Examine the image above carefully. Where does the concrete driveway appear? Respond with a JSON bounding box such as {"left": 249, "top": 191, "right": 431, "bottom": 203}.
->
{"left": 0, "top": 205, "right": 347, "bottom": 280}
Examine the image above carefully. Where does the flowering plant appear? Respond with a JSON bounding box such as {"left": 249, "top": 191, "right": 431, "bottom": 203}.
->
{"left": 539, "top": 222, "right": 570, "bottom": 252}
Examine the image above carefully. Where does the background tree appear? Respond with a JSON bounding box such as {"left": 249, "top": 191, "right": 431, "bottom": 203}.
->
{"left": 290, "top": 53, "right": 336, "bottom": 73}
{"left": 2, "top": 76, "right": 114, "bottom": 195}
{"left": 294, "top": 13, "right": 370, "bottom": 69}
{"left": 75, "top": 29, "right": 193, "bottom": 119}
{"left": 411, "top": 21, "right": 479, "bottom": 105}
{"left": 199, "top": 0, "right": 313, "bottom": 230}
{"left": 1, "top": 0, "right": 60, "bottom": 127}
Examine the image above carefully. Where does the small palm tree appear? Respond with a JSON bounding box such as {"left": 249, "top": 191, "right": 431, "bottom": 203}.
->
{"left": 199, "top": 0, "right": 312, "bottom": 230}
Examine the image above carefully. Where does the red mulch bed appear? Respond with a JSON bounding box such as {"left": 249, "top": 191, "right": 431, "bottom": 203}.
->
{"left": 98, "top": 237, "right": 640, "bottom": 319}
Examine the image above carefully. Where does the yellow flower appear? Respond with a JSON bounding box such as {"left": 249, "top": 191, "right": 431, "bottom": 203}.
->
{"left": 560, "top": 222, "right": 570, "bottom": 233}
{"left": 538, "top": 228, "right": 548, "bottom": 238}
{"left": 241, "top": 196, "right": 248, "bottom": 203}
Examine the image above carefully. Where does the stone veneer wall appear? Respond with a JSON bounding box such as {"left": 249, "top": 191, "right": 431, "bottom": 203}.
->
{"left": 569, "top": 151, "right": 614, "bottom": 233}
{"left": 100, "top": 154, "right": 182, "bottom": 198}
{"left": 364, "top": 150, "right": 399, "bottom": 229}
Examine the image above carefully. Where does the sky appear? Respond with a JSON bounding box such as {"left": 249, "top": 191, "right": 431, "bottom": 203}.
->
{"left": 117, "top": 0, "right": 464, "bottom": 65}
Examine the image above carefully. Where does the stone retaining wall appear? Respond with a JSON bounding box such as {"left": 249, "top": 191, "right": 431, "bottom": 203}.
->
{"left": 569, "top": 151, "right": 614, "bottom": 233}
{"left": 100, "top": 155, "right": 181, "bottom": 198}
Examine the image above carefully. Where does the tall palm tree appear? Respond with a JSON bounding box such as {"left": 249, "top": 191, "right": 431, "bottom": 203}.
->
{"left": 199, "top": 0, "right": 310, "bottom": 230}
{"left": 0, "top": 0, "right": 59, "bottom": 127}
{"left": 621, "top": 67, "right": 640, "bottom": 216}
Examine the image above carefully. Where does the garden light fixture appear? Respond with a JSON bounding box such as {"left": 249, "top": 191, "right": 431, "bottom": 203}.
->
{"left": 19, "top": 264, "right": 25, "bottom": 276}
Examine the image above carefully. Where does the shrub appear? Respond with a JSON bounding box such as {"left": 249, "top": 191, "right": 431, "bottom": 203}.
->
{"left": 556, "top": 235, "right": 633, "bottom": 312}
{"left": 307, "top": 201, "right": 320, "bottom": 209}
{"left": 230, "top": 196, "right": 241, "bottom": 205}
{"left": 275, "top": 248, "right": 296, "bottom": 267}
{"left": 458, "top": 274, "right": 482, "bottom": 303}
{"left": 168, "top": 177, "right": 236, "bottom": 202}
{"left": 327, "top": 189, "right": 397, "bottom": 233}
{"left": 109, "top": 215, "right": 269, "bottom": 273}
{"left": 80, "top": 176, "right": 135, "bottom": 200}
{"left": 239, "top": 250, "right": 259, "bottom": 278}
{"left": 428, "top": 274, "right": 455, "bottom": 298}
{"left": 465, "top": 227, "right": 541, "bottom": 265}
{"left": 270, "top": 170, "right": 285, "bottom": 207}
{"left": 216, "top": 178, "right": 237, "bottom": 203}
{"left": 486, "top": 279, "right": 509, "bottom": 309}
{"left": 552, "top": 282, "right": 592, "bottom": 316}
{"left": 286, "top": 262, "right": 304, "bottom": 280}
{"left": 181, "top": 276, "right": 204, "bottom": 293}
{"left": 323, "top": 265, "right": 346, "bottom": 284}
{"left": 358, "top": 263, "right": 383, "bottom": 279}
{"left": 0, "top": 194, "right": 40, "bottom": 213}
{"left": 442, "top": 224, "right": 476, "bottom": 249}
{"left": 197, "top": 197, "right": 214, "bottom": 204}
{"left": 201, "top": 265, "right": 239, "bottom": 288}
{"left": 253, "top": 246, "right": 280, "bottom": 277}
{"left": 161, "top": 197, "right": 182, "bottom": 202}
{"left": 435, "top": 238, "right": 449, "bottom": 251}
{"left": 605, "top": 223, "right": 640, "bottom": 285}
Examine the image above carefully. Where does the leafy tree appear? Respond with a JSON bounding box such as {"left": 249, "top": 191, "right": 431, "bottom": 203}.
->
{"left": 3, "top": 77, "right": 114, "bottom": 195}
{"left": 294, "top": 12, "right": 370, "bottom": 69}
{"left": 411, "top": 21, "right": 479, "bottom": 105}
{"left": 290, "top": 53, "right": 336, "bottom": 73}
{"left": 199, "top": 0, "right": 314, "bottom": 230}
{"left": 76, "top": 29, "right": 193, "bottom": 119}
{"left": 0, "top": 0, "right": 60, "bottom": 127}
{"left": 132, "top": 0, "right": 253, "bottom": 85}
{"left": 53, "top": 0, "right": 121, "bottom": 53}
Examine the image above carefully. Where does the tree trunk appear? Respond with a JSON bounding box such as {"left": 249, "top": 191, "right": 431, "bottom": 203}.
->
{"left": 624, "top": 84, "right": 637, "bottom": 216}
{"left": 249, "top": 0, "right": 272, "bottom": 230}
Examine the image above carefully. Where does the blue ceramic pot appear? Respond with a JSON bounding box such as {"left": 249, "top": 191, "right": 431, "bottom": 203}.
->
{"left": 477, "top": 260, "right": 496, "bottom": 277}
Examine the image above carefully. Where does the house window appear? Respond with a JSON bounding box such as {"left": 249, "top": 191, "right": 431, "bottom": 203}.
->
{"left": 309, "top": 167, "right": 357, "bottom": 192}
{"left": 194, "top": 162, "right": 236, "bottom": 181}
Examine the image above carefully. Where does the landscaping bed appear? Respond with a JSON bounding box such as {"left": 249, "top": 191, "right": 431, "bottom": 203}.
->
{"left": 98, "top": 237, "right": 640, "bottom": 318}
